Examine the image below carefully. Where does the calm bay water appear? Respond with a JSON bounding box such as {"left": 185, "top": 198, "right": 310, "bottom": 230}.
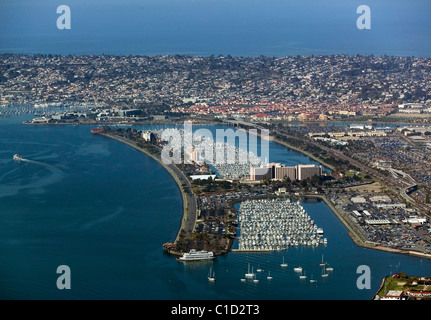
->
{"left": 0, "top": 115, "right": 430, "bottom": 300}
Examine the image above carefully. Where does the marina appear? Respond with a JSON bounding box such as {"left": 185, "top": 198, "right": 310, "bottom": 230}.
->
{"left": 237, "top": 198, "right": 327, "bottom": 252}
{"left": 157, "top": 127, "right": 263, "bottom": 179}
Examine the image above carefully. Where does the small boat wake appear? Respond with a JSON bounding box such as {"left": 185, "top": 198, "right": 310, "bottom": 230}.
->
{"left": 81, "top": 207, "right": 124, "bottom": 230}
{"left": 2, "top": 154, "right": 65, "bottom": 197}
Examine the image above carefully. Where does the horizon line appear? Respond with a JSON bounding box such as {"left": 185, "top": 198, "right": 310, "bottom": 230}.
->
{"left": 1, "top": 52, "right": 430, "bottom": 59}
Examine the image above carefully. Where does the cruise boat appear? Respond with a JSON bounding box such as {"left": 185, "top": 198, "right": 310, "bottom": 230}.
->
{"left": 13, "top": 154, "right": 23, "bottom": 161}
{"left": 177, "top": 249, "right": 214, "bottom": 261}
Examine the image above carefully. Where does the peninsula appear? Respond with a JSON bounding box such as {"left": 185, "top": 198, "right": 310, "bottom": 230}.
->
{"left": 91, "top": 120, "right": 431, "bottom": 260}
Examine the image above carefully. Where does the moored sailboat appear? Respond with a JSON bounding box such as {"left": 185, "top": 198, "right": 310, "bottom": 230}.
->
{"left": 245, "top": 263, "right": 255, "bottom": 279}
{"left": 267, "top": 270, "right": 273, "bottom": 280}
{"left": 321, "top": 265, "right": 329, "bottom": 278}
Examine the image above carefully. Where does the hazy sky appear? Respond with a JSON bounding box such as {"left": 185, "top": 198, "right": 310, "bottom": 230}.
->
{"left": 0, "top": 0, "right": 430, "bottom": 56}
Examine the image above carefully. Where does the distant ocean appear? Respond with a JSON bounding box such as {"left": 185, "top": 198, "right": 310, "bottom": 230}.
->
{"left": 0, "top": 0, "right": 430, "bottom": 57}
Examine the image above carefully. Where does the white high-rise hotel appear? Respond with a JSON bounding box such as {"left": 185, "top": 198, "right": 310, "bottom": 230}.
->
{"left": 250, "top": 163, "right": 322, "bottom": 181}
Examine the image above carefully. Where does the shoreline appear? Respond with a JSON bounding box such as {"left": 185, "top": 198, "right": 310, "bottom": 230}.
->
{"left": 97, "top": 132, "right": 194, "bottom": 246}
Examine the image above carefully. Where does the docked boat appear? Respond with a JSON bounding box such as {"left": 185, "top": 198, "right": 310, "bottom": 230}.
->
{"left": 177, "top": 249, "right": 214, "bottom": 261}
{"left": 13, "top": 154, "right": 23, "bottom": 161}
{"left": 91, "top": 128, "right": 104, "bottom": 134}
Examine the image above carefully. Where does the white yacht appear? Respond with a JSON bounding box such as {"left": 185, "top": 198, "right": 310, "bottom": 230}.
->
{"left": 208, "top": 267, "right": 216, "bottom": 282}
{"left": 294, "top": 266, "right": 303, "bottom": 272}
{"left": 177, "top": 249, "right": 214, "bottom": 261}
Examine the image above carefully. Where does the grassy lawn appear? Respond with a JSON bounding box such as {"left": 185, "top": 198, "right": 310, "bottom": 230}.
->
{"left": 378, "top": 274, "right": 430, "bottom": 297}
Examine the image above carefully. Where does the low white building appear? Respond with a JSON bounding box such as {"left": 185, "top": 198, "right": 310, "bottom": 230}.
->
{"left": 351, "top": 196, "right": 366, "bottom": 204}
{"left": 190, "top": 175, "right": 217, "bottom": 181}
{"left": 380, "top": 290, "right": 404, "bottom": 300}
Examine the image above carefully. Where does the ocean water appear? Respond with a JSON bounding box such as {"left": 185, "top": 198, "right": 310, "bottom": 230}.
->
{"left": 1, "top": 115, "right": 430, "bottom": 300}
{"left": 1, "top": 0, "right": 430, "bottom": 57}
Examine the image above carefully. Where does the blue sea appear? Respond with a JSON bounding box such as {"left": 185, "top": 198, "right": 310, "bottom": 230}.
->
{"left": 1, "top": 114, "right": 430, "bottom": 300}
{"left": 0, "top": 0, "right": 430, "bottom": 57}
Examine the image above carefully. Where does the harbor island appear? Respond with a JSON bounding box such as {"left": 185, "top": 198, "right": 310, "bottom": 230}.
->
{"left": 89, "top": 120, "right": 431, "bottom": 260}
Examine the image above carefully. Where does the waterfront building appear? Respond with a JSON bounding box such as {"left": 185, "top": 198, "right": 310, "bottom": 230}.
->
{"left": 250, "top": 166, "right": 272, "bottom": 181}
{"left": 142, "top": 131, "right": 156, "bottom": 142}
{"left": 380, "top": 291, "right": 404, "bottom": 300}
{"left": 116, "top": 108, "right": 142, "bottom": 117}
{"left": 190, "top": 149, "right": 200, "bottom": 163}
{"left": 296, "top": 164, "right": 322, "bottom": 181}
{"left": 250, "top": 163, "right": 321, "bottom": 181}
{"left": 274, "top": 165, "right": 297, "bottom": 181}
